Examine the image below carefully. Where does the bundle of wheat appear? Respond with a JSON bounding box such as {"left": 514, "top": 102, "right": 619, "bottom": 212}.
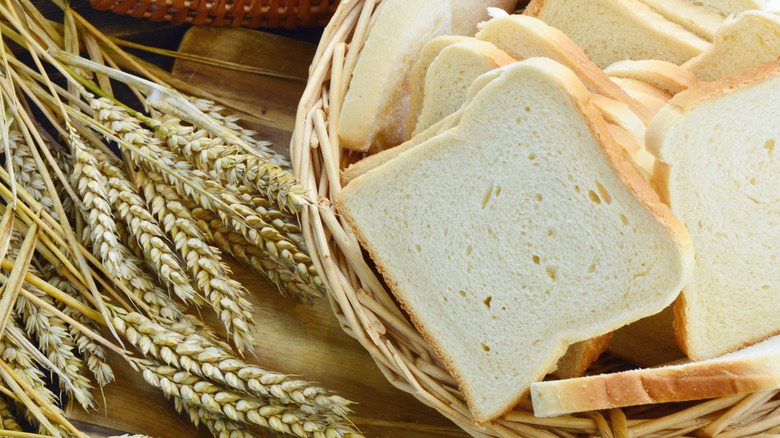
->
{"left": 0, "top": 1, "right": 364, "bottom": 437}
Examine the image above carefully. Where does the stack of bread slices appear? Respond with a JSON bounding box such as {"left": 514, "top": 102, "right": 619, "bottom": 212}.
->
{"left": 334, "top": 0, "right": 780, "bottom": 425}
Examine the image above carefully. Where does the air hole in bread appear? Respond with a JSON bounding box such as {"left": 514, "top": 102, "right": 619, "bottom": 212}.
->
{"left": 547, "top": 228, "right": 555, "bottom": 237}
{"left": 459, "top": 290, "right": 467, "bottom": 297}
{"left": 482, "top": 182, "right": 494, "bottom": 209}
{"left": 466, "top": 245, "right": 473, "bottom": 255}
{"left": 619, "top": 214, "right": 629, "bottom": 226}
{"left": 595, "top": 181, "right": 612, "bottom": 204}
{"left": 532, "top": 255, "right": 541, "bottom": 264}
{"left": 495, "top": 185, "right": 502, "bottom": 197}
{"left": 764, "top": 139, "right": 775, "bottom": 153}
{"left": 546, "top": 266, "right": 558, "bottom": 281}
{"left": 528, "top": 152, "right": 537, "bottom": 160}
{"left": 525, "top": 106, "right": 531, "bottom": 112}
{"left": 574, "top": 184, "right": 581, "bottom": 193}
{"left": 588, "top": 190, "right": 602, "bottom": 204}
{"left": 587, "top": 264, "right": 596, "bottom": 274}
{"left": 534, "top": 194, "right": 543, "bottom": 202}
{"left": 414, "top": 244, "right": 422, "bottom": 253}
{"left": 481, "top": 343, "right": 491, "bottom": 352}
{"left": 484, "top": 296, "right": 492, "bottom": 308}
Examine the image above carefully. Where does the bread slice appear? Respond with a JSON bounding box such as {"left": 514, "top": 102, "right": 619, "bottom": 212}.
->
{"left": 638, "top": 0, "right": 724, "bottom": 40}
{"left": 336, "top": 58, "right": 693, "bottom": 422}
{"left": 410, "top": 39, "right": 516, "bottom": 137}
{"left": 684, "top": 0, "right": 764, "bottom": 16}
{"left": 342, "top": 67, "right": 507, "bottom": 186}
{"left": 475, "top": 12, "right": 655, "bottom": 124}
{"left": 554, "top": 334, "right": 613, "bottom": 379}
{"left": 605, "top": 60, "right": 699, "bottom": 96}
{"left": 607, "top": 306, "right": 685, "bottom": 367}
{"left": 683, "top": 11, "right": 780, "bottom": 82}
{"left": 646, "top": 59, "right": 780, "bottom": 361}
{"left": 610, "top": 77, "right": 673, "bottom": 102}
{"left": 532, "top": 335, "right": 780, "bottom": 417}
{"left": 451, "top": 0, "right": 519, "bottom": 36}
{"left": 590, "top": 95, "right": 655, "bottom": 179}
{"left": 407, "top": 36, "right": 468, "bottom": 138}
{"left": 338, "top": 0, "right": 452, "bottom": 152}
{"left": 524, "top": 0, "right": 710, "bottom": 68}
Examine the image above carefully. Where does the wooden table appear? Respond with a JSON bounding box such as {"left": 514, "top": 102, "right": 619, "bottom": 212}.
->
{"left": 64, "top": 19, "right": 467, "bottom": 438}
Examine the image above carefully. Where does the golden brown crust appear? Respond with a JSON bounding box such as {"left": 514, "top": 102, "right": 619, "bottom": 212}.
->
{"left": 606, "top": 59, "right": 699, "bottom": 95}
{"left": 532, "top": 355, "right": 780, "bottom": 416}
{"left": 554, "top": 333, "right": 613, "bottom": 379}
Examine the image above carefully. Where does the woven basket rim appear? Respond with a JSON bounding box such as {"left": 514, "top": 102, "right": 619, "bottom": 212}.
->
{"left": 289, "top": 1, "right": 780, "bottom": 436}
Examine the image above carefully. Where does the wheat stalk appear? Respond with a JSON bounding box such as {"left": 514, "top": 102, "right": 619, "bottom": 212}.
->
{"left": 135, "top": 167, "right": 256, "bottom": 352}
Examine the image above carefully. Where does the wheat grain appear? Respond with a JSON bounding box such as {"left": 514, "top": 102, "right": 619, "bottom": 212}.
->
{"left": 7, "top": 128, "right": 54, "bottom": 213}
{"left": 0, "top": 394, "right": 22, "bottom": 431}
{"left": 136, "top": 167, "right": 255, "bottom": 352}
{"left": 67, "top": 129, "right": 183, "bottom": 321}
{"left": 99, "top": 159, "right": 197, "bottom": 304}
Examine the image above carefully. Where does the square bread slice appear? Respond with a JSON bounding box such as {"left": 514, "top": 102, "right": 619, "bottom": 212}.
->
{"left": 524, "top": 0, "right": 710, "bottom": 68}
{"left": 682, "top": 11, "right": 780, "bottom": 81}
{"left": 646, "top": 59, "right": 780, "bottom": 361}
{"left": 532, "top": 334, "right": 780, "bottom": 417}
{"left": 336, "top": 58, "right": 693, "bottom": 423}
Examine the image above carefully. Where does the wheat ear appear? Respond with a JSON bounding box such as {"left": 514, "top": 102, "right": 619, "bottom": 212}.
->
{"left": 135, "top": 167, "right": 255, "bottom": 352}
{"left": 7, "top": 231, "right": 95, "bottom": 410}
{"left": 98, "top": 158, "right": 197, "bottom": 304}
{"left": 112, "top": 309, "right": 353, "bottom": 417}
{"left": 68, "top": 130, "right": 183, "bottom": 321}
{"left": 182, "top": 100, "right": 291, "bottom": 170}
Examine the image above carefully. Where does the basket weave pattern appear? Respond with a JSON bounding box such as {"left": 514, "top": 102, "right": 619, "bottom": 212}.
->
{"left": 89, "top": 0, "right": 338, "bottom": 28}
{"left": 291, "top": 1, "right": 780, "bottom": 436}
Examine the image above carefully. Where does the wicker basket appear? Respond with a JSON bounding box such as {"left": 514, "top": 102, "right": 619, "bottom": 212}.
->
{"left": 291, "top": 1, "right": 780, "bottom": 436}
{"left": 88, "top": 0, "right": 338, "bottom": 28}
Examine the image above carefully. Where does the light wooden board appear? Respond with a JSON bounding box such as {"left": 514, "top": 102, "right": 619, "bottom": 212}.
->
{"left": 67, "top": 26, "right": 465, "bottom": 438}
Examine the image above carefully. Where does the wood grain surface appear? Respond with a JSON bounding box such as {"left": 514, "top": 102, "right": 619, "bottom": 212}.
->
{"left": 67, "top": 26, "right": 466, "bottom": 438}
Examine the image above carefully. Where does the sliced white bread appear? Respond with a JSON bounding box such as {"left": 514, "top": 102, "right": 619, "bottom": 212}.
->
{"left": 638, "top": 0, "right": 724, "bottom": 40}
{"left": 474, "top": 12, "right": 655, "bottom": 124}
{"left": 336, "top": 58, "right": 693, "bottom": 422}
{"left": 411, "top": 39, "right": 517, "bottom": 137}
{"left": 646, "top": 59, "right": 780, "bottom": 361}
{"left": 524, "top": 0, "right": 710, "bottom": 68}
{"left": 590, "top": 95, "right": 655, "bottom": 179}
{"left": 554, "top": 334, "right": 613, "bottom": 379}
{"left": 610, "top": 77, "right": 673, "bottom": 102}
{"left": 683, "top": 11, "right": 780, "bottom": 82}
{"left": 407, "top": 35, "right": 468, "bottom": 138}
{"left": 532, "top": 335, "right": 780, "bottom": 417}
{"left": 684, "top": 0, "right": 764, "bottom": 16}
{"left": 607, "top": 306, "right": 686, "bottom": 367}
{"left": 451, "top": 0, "right": 519, "bottom": 36}
{"left": 605, "top": 59, "right": 699, "bottom": 96}
{"left": 338, "top": 0, "right": 452, "bottom": 152}
{"left": 342, "top": 67, "right": 507, "bottom": 186}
